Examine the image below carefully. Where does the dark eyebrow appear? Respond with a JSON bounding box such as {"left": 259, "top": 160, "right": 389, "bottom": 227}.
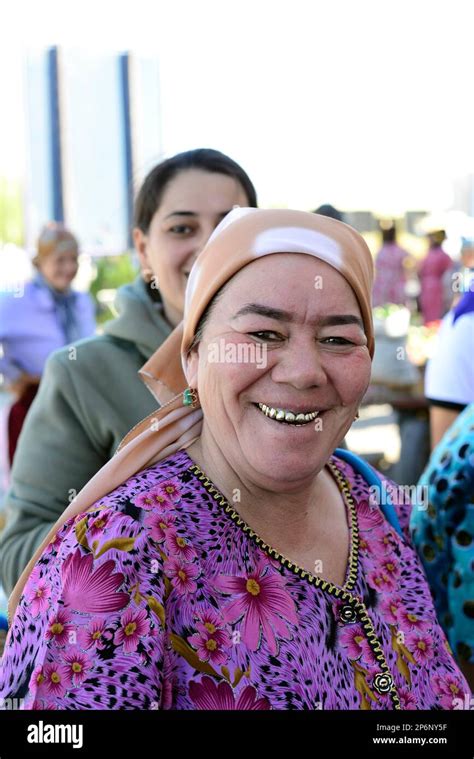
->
{"left": 164, "top": 211, "right": 197, "bottom": 220}
{"left": 320, "top": 314, "right": 365, "bottom": 329}
{"left": 164, "top": 210, "right": 234, "bottom": 221}
{"left": 232, "top": 303, "right": 364, "bottom": 330}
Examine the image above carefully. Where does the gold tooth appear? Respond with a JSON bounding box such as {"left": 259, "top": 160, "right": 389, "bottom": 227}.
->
{"left": 258, "top": 404, "right": 321, "bottom": 422}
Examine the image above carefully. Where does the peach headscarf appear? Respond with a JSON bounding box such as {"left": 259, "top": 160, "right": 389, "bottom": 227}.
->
{"left": 8, "top": 208, "right": 374, "bottom": 620}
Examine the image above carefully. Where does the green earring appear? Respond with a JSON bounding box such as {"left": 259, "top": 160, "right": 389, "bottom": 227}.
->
{"left": 183, "top": 387, "right": 198, "bottom": 407}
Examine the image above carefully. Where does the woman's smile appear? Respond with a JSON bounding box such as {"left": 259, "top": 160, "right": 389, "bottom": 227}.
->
{"left": 254, "top": 402, "right": 321, "bottom": 425}
{"left": 250, "top": 401, "right": 329, "bottom": 432}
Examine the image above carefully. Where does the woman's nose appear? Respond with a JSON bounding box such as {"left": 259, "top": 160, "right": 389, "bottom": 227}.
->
{"left": 271, "top": 340, "right": 328, "bottom": 390}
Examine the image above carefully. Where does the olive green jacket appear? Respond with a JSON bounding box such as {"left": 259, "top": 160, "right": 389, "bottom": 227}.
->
{"left": 0, "top": 277, "right": 172, "bottom": 593}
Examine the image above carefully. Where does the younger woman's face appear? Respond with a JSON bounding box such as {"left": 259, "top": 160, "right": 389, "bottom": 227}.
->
{"left": 134, "top": 169, "right": 250, "bottom": 327}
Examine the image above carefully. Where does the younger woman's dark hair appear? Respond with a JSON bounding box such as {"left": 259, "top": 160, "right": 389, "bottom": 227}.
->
{"left": 134, "top": 148, "right": 258, "bottom": 233}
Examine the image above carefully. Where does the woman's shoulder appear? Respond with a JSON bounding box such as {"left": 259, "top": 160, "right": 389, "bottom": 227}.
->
{"left": 332, "top": 452, "right": 412, "bottom": 539}
{"left": 90, "top": 449, "right": 194, "bottom": 514}
{"left": 35, "top": 451, "right": 192, "bottom": 579}
{"left": 31, "top": 449, "right": 194, "bottom": 596}
{"left": 46, "top": 331, "right": 145, "bottom": 377}
{"left": 0, "top": 280, "right": 37, "bottom": 314}
{"left": 73, "top": 288, "right": 95, "bottom": 310}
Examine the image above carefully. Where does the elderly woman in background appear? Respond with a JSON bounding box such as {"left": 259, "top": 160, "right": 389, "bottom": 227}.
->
{"left": 0, "top": 223, "right": 96, "bottom": 465}
{"left": 1, "top": 209, "right": 469, "bottom": 710}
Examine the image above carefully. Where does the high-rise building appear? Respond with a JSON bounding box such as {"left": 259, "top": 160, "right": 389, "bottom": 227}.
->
{"left": 24, "top": 46, "right": 162, "bottom": 255}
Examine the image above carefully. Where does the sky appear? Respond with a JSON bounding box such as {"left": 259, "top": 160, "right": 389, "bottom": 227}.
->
{"left": 1, "top": 0, "right": 474, "bottom": 214}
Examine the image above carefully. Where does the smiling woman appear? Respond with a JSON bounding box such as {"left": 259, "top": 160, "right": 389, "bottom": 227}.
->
{"left": 184, "top": 252, "right": 371, "bottom": 499}
{"left": 1, "top": 209, "right": 470, "bottom": 711}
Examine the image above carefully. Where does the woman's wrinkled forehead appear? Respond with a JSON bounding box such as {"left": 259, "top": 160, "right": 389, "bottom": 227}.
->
{"left": 182, "top": 207, "right": 375, "bottom": 358}
{"left": 196, "top": 254, "right": 364, "bottom": 339}
{"left": 186, "top": 226, "right": 342, "bottom": 315}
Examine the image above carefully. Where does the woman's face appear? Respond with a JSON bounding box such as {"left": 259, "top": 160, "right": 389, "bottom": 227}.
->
{"left": 134, "top": 169, "right": 250, "bottom": 326}
{"left": 186, "top": 254, "right": 372, "bottom": 492}
{"left": 37, "top": 247, "right": 79, "bottom": 292}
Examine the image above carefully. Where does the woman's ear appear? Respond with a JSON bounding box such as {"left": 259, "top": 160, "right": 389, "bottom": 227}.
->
{"left": 184, "top": 347, "right": 199, "bottom": 388}
{"left": 133, "top": 227, "right": 151, "bottom": 273}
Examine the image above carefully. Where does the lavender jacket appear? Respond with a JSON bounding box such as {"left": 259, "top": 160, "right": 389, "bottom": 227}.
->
{"left": 0, "top": 279, "right": 96, "bottom": 382}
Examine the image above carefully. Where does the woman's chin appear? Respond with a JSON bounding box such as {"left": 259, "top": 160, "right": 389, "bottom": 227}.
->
{"left": 241, "top": 438, "right": 330, "bottom": 485}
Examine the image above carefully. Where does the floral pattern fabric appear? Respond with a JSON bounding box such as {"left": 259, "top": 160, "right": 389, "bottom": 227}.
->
{"left": 0, "top": 450, "right": 470, "bottom": 710}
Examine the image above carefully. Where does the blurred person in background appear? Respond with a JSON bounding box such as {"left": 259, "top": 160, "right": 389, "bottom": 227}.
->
{"left": 411, "top": 403, "right": 474, "bottom": 691}
{"left": 460, "top": 236, "right": 474, "bottom": 271}
{"left": 0, "top": 148, "right": 257, "bottom": 595}
{"left": 313, "top": 203, "right": 345, "bottom": 222}
{"left": 418, "top": 229, "right": 453, "bottom": 324}
{"left": 0, "top": 223, "right": 96, "bottom": 466}
{"left": 449, "top": 237, "right": 474, "bottom": 309}
{"left": 372, "top": 219, "right": 412, "bottom": 307}
{"left": 424, "top": 276, "right": 474, "bottom": 449}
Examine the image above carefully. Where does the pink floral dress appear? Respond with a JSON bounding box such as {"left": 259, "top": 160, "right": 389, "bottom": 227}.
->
{"left": 0, "top": 450, "right": 470, "bottom": 710}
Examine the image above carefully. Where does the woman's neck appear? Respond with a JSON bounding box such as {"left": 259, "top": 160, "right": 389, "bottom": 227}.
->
{"left": 185, "top": 428, "right": 338, "bottom": 553}
{"left": 162, "top": 298, "right": 182, "bottom": 328}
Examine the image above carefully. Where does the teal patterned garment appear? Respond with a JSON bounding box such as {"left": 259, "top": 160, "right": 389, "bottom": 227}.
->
{"left": 411, "top": 404, "right": 474, "bottom": 665}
